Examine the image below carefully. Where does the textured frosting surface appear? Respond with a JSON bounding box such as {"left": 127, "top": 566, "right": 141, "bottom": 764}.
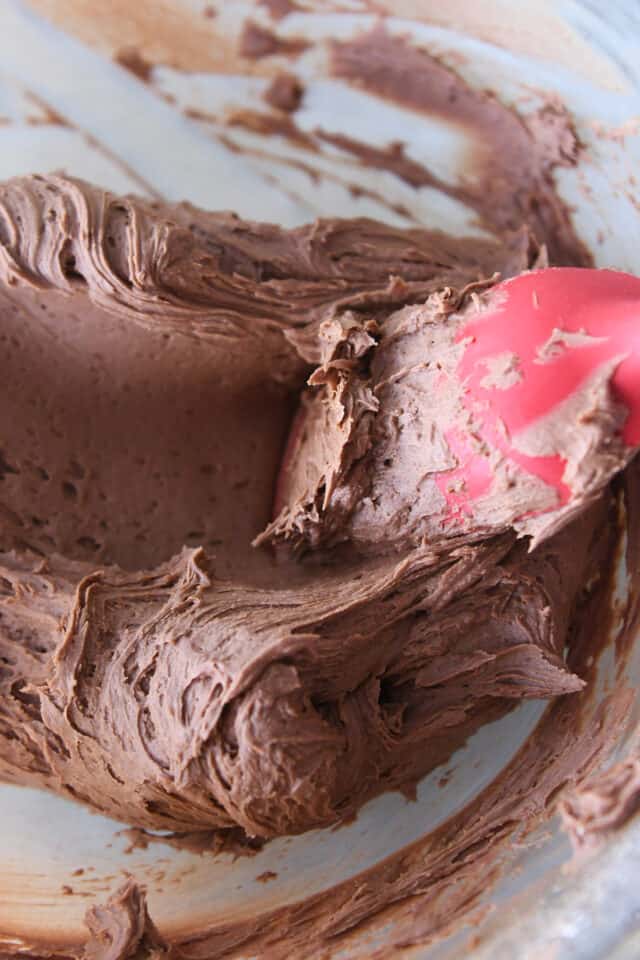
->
{"left": 0, "top": 174, "right": 627, "bottom": 843}
{"left": 1, "top": 7, "right": 639, "bottom": 959}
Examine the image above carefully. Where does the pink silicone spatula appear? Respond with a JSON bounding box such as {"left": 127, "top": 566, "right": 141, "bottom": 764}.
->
{"left": 269, "top": 267, "right": 640, "bottom": 550}
{"left": 438, "top": 267, "right": 640, "bottom": 532}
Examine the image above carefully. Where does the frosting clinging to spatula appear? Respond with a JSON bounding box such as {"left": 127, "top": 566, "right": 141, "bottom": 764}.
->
{"left": 267, "top": 268, "right": 638, "bottom": 555}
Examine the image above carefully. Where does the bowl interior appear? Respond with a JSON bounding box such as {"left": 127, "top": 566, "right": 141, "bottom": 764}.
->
{"left": 1, "top": 1, "right": 640, "bottom": 956}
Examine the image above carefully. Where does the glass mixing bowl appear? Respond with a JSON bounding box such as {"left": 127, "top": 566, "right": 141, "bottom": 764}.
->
{"left": 0, "top": 1, "right": 638, "bottom": 956}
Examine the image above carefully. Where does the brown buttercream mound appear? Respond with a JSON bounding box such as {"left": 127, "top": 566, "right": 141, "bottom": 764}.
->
{"left": 0, "top": 175, "right": 607, "bottom": 839}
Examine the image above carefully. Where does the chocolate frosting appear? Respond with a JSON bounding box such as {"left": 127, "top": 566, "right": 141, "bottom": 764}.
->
{"left": 84, "top": 880, "right": 170, "bottom": 960}
{"left": 327, "top": 25, "right": 589, "bottom": 265}
{"left": 1, "top": 9, "right": 638, "bottom": 957}
{"left": 0, "top": 174, "right": 527, "bottom": 576}
{"left": 262, "top": 283, "right": 631, "bottom": 556}
{"left": 0, "top": 175, "right": 626, "bottom": 843}
{"left": 263, "top": 72, "right": 304, "bottom": 113}
{"left": 560, "top": 757, "right": 640, "bottom": 849}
